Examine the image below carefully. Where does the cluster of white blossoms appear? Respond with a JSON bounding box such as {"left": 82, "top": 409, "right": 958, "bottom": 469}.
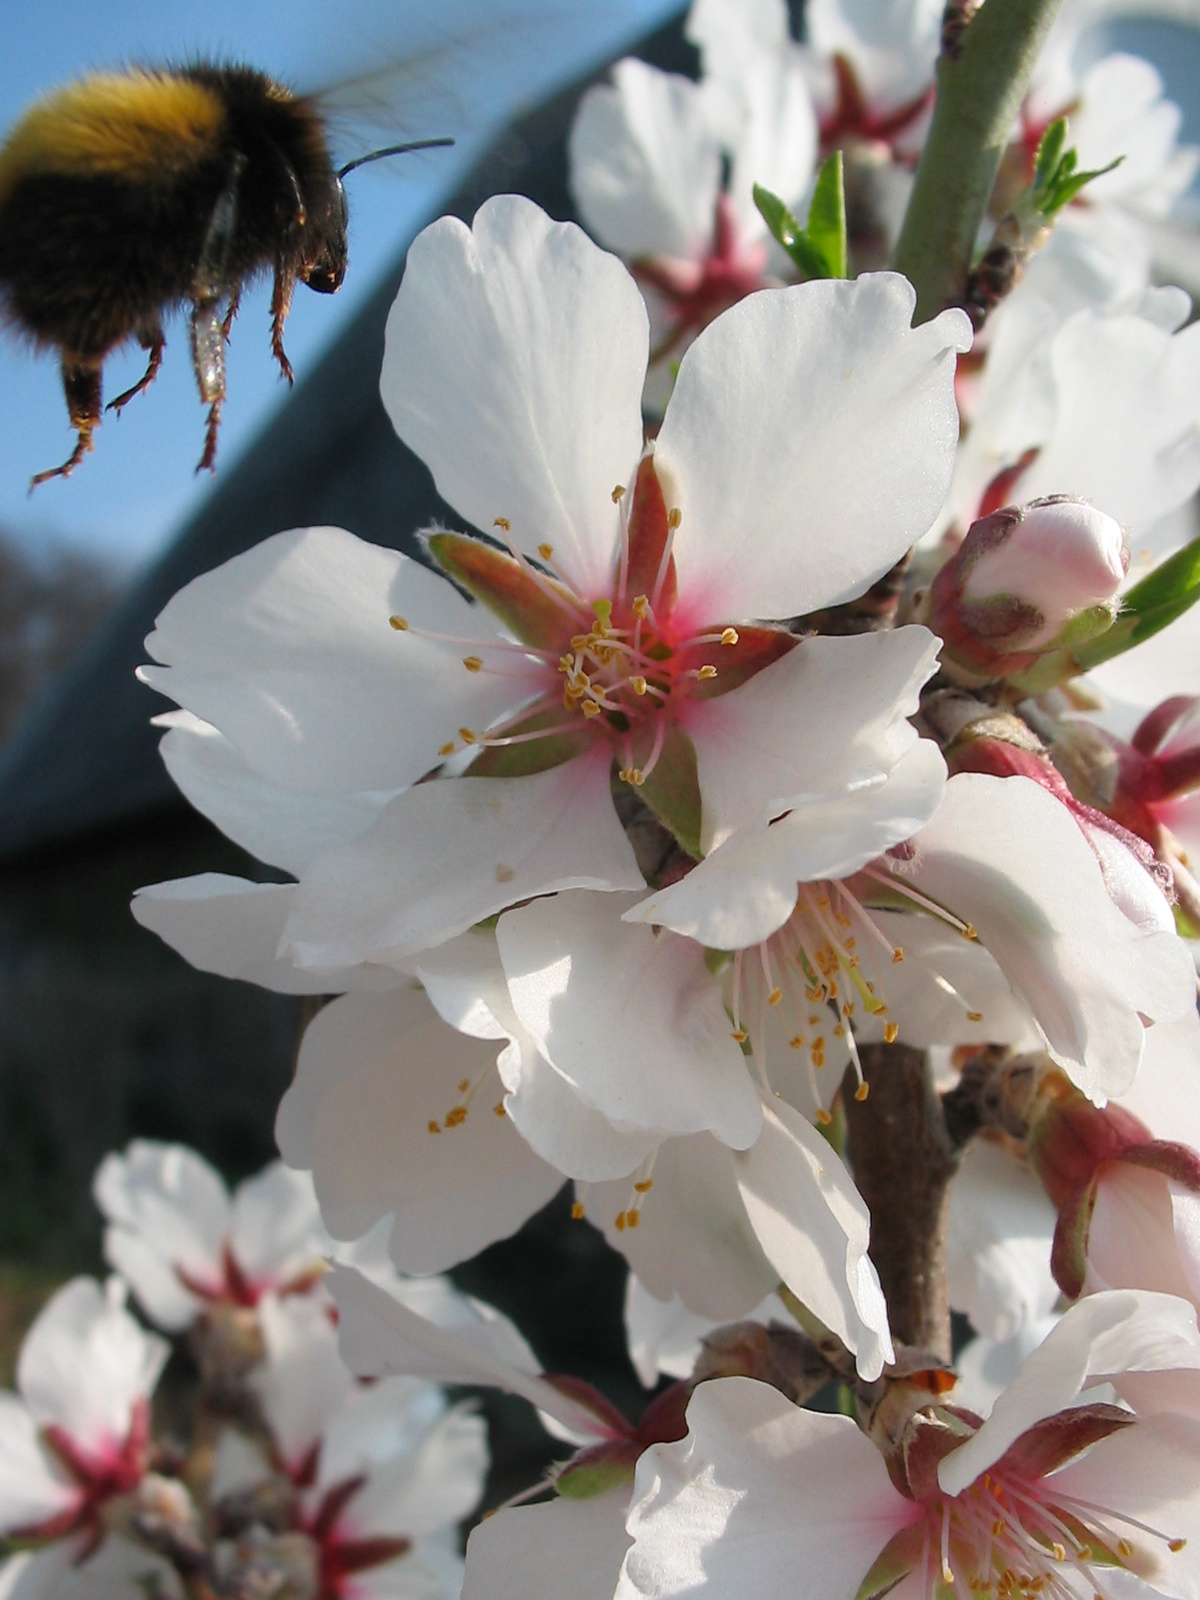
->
{"left": 33, "top": 0, "right": 1200, "bottom": 1596}
{"left": 0, "top": 1144, "right": 500, "bottom": 1600}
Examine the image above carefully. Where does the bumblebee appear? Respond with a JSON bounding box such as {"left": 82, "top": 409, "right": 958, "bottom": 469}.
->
{"left": 0, "top": 63, "right": 449, "bottom": 485}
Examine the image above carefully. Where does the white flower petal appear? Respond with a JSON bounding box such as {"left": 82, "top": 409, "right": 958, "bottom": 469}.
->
{"left": 569, "top": 59, "right": 720, "bottom": 262}
{"left": 1018, "top": 309, "right": 1200, "bottom": 535}
{"left": 623, "top": 1277, "right": 794, "bottom": 1388}
{"left": 733, "top": 1098, "right": 893, "bottom": 1380}
{"left": 416, "top": 932, "right": 661, "bottom": 1181}
{"left": 946, "top": 1142, "right": 1058, "bottom": 1344}
{"left": 806, "top": 0, "right": 943, "bottom": 114}
{"left": 328, "top": 1265, "right": 607, "bottom": 1440}
{"left": 93, "top": 1141, "right": 230, "bottom": 1330}
{"left": 277, "top": 991, "right": 562, "bottom": 1273}
{"left": 141, "top": 527, "right": 517, "bottom": 795}
{"left": 727, "top": 55, "right": 818, "bottom": 240}
{"left": 685, "top": 627, "right": 940, "bottom": 852}
{"left": 132, "top": 875, "right": 404, "bottom": 995}
{"left": 254, "top": 1294, "right": 352, "bottom": 1472}
{"left": 0, "top": 1396, "right": 75, "bottom": 1535}
{"left": 281, "top": 753, "right": 645, "bottom": 971}
{"left": 939, "top": 1288, "right": 1200, "bottom": 1494}
{"left": 343, "top": 1401, "right": 487, "bottom": 1541}
{"left": 629, "top": 738, "right": 947, "bottom": 949}
{"left": 230, "top": 1163, "right": 326, "bottom": 1285}
{"left": 618, "top": 1377, "right": 913, "bottom": 1600}
{"left": 17, "top": 1278, "right": 167, "bottom": 1454}
{"left": 497, "top": 891, "right": 760, "bottom": 1149}
{"left": 155, "top": 712, "right": 389, "bottom": 877}
{"left": 381, "top": 194, "right": 647, "bottom": 597}
{"left": 586, "top": 1135, "right": 780, "bottom": 1321}
{"left": 904, "top": 774, "right": 1197, "bottom": 1103}
{"left": 463, "top": 1493, "right": 633, "bottom": 1600}
{"left": 654, "top": 272, "right": 970, "bottom": 621}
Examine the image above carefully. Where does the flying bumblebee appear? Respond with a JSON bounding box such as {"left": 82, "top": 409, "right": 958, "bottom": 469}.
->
{"left": 0, "top": 61, "right": 452, "bottom": 486}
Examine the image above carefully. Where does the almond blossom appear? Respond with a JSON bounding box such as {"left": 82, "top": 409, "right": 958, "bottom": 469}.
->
{"left": 216, "top": 1292, "right": 488, "bottom": 1600}
{"left": 136, "top": 194, "right": 969, "bottom": 984}
{"left": 93, "top": 1142, "right": 329, "bottom": 1333}
{"left": 617, "top": 1290, "right": 1200, "bottom": 1600}
{"left": 568, "top": 52, "right": 817, "bottom": 374}
{"left": 0, "top": 1279, "right": 168, "bottom": 1599}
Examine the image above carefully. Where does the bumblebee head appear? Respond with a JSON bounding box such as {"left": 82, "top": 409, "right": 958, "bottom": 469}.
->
{"left": 302, "top": 177, "right": 348, "bottom": 295}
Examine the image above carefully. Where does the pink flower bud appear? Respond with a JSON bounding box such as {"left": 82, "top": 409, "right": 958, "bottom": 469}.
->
{"left": 928, "top": 496, "right": 1128, "bottom": 679}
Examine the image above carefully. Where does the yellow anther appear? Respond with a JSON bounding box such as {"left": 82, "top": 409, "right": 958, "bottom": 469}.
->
{"left": 855, "top": 1082, "right": 870, "bottom": 1103}
{"left": 459, "top": 727, "right": 477, "bottom": 744}
{"left": 720, "top": 627, "right": 739, "bottom": 646}
{"left": 495, "top": 863, "right": 515, "bottom": 883}
{"left": 828, "top": 980, "right": 839, "bottom": 999}
{"left": 615, "top": 1211, "right": 627, "bottom": 1232}
{"left": 805, "top": 985, "right": 824, "bottom": 1003}
{"left": 438, "top": 741, "right": 456, "bottom": 758}
{"left": 611, "top": 484, "right": 626, "bottom": 503}
{"left": 1170, "top": 1540, "right": 1187, "bottom": 1553}
{"left": 494, "top": 1102, "right": 506, "bottom": 1117}
{"left": 884, "top": 1022, "right": 900, "bottom": 1044}
{"left": 582, "top": 701, "right": 602, "bottom": 719}
{"left": 892, "top": 948, "right": 905, "bottom": 964}
{"left": 428, "top": 1121, "right": 441, "bottom": 1135}
{"left": 844, "top": 936, "right": 856, "bottom": 950}
{"left": 964, "top": 924, "right": 978, "bottom": 940}
{"left": 571, "top": 1200, "right": 585, "bottom": 1220}
{"left": 698, "top": 664, "right": 718, "bottom": 679}
{"left": 632, "top": 594, "right": 650, "bottom": 619}
{"left": 389, "top": 614, "right": 408, "bottom": 630}
{"left": 993, "top": 1522, "right": 1006, "bottom": 1538}
{"left": 1053, "top": 1546, "right": 1067, "bottom": 1563}
{"left": 816, "top": 1108, "right": 833, "bottom": 1126}
{"left": 842, "top": 1002, "right": 854, "bottom": 1017}
{"left": 1118, "top": 1542, "right": 1134, "bottom": 1560}
{"left": 667, "top": 507, "right": 682, "bottom": 529}
{"left": 444, "top": 1106, "right": 467, "bottom": 1128}
{"left": 943, "top": 1566, "right": 955, "bottom": 1587}
{"left": 458, "top": 1079, "right": 470, "bottom": 1094}
{"left": 494, "top": 516, "right": 511, "bottom": 530}
{"left": 570, "top": 633, "right": 590, "bottom": 650}
{"left": 627, "top": 1209, "right": 641, "bottom": 1228}
{"left": 789, "top": 1035, "right": 805, "bottom": 1049}
{"left": 833, "top": 1025, "right": 845, "bottom": 1038}
{"left": 634, "top": 1179, "right": 654, "bottom": 1193}
{"left": 808, "top": 1014, "right": 819, "bottom": 1027}
{"left": 967, "top": 1010, "right": 983, "bottom": 1023}
{"left": 731, "top": 1028, "right": 748, "bottom": 1044}
{"left": 767, "top": 987, "right": 783, "bottom": 1007}
{"left": 538, "top": 543, "right": 554, "bottom": 561}
{"left": 630, "top": 676, "right": 648, "bottom": 695}
{"left": 463, "top": 655, "right": 483, "bottom": 672}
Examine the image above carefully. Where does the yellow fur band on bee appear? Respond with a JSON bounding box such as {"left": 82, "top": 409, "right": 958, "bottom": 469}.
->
{"left": 0, "top": 71, "right": 226, "bottom": 201}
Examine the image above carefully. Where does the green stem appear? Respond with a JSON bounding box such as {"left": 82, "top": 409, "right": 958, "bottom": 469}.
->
{"left": 892, "top": 0, "right": 1067, "bottom": 323}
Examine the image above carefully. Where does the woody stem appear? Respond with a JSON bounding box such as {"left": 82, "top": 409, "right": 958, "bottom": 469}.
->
{"left": 842, "top": 1044, "right": 960, "bottom": 1360}
{"left": 893, "top": 0, "right": 1066, "bottom": 323}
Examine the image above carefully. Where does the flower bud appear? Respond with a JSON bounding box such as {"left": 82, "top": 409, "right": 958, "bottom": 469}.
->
{"left": 928, "top": 496, "right": 1128, "bottom": 682}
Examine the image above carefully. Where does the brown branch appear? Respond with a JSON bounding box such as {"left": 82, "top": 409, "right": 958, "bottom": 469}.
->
{"left": 843, "top": 1045, "right": 960, "bottom": 1361}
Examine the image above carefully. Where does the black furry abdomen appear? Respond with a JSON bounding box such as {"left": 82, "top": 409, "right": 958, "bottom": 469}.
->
{"left": 0, "top": 164, "right": 235, "bottom": 357}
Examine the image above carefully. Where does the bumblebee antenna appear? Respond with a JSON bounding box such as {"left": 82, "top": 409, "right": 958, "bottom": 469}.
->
{"left": 338, "top": 137, "right": 454, "bottom": 178}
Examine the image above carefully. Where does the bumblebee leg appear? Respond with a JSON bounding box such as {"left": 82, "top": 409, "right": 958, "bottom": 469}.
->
{"left": 30, "top": 358, "right": 101, "bottom": 489}
{"left": 190, "top": 296, "right": 225, "bottom": 474}
{"left": 221, "top": 287, "right": 241, "bottom": 342}
{"left": 269, "top": 265, "right": 296, "bottom": 385}
{"left": 106, "top": 322, "right": 166, "bottom": 415}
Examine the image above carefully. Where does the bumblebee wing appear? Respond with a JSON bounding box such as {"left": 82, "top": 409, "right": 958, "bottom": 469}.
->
{"left": 307, "top": 4, "right": 573, "bottom": 167}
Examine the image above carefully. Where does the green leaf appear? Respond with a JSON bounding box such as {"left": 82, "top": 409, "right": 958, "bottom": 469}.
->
{"left": 805, "top": 151, "right": 848, "bottom": 279}
{"left": 1029, "top": 115, "right": 1123, "bottom": 220}
{"left": 753, "top": 153, "right": 848, "bottom": 280}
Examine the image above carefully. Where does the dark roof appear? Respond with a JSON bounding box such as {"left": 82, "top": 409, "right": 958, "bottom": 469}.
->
{"left": 0, "top": 12, "right": 696, "bottom": 863}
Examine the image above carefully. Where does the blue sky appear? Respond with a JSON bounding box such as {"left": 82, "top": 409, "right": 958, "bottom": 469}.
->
{"left": 0, "top": 0, "right": 677, "bottom": 568}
